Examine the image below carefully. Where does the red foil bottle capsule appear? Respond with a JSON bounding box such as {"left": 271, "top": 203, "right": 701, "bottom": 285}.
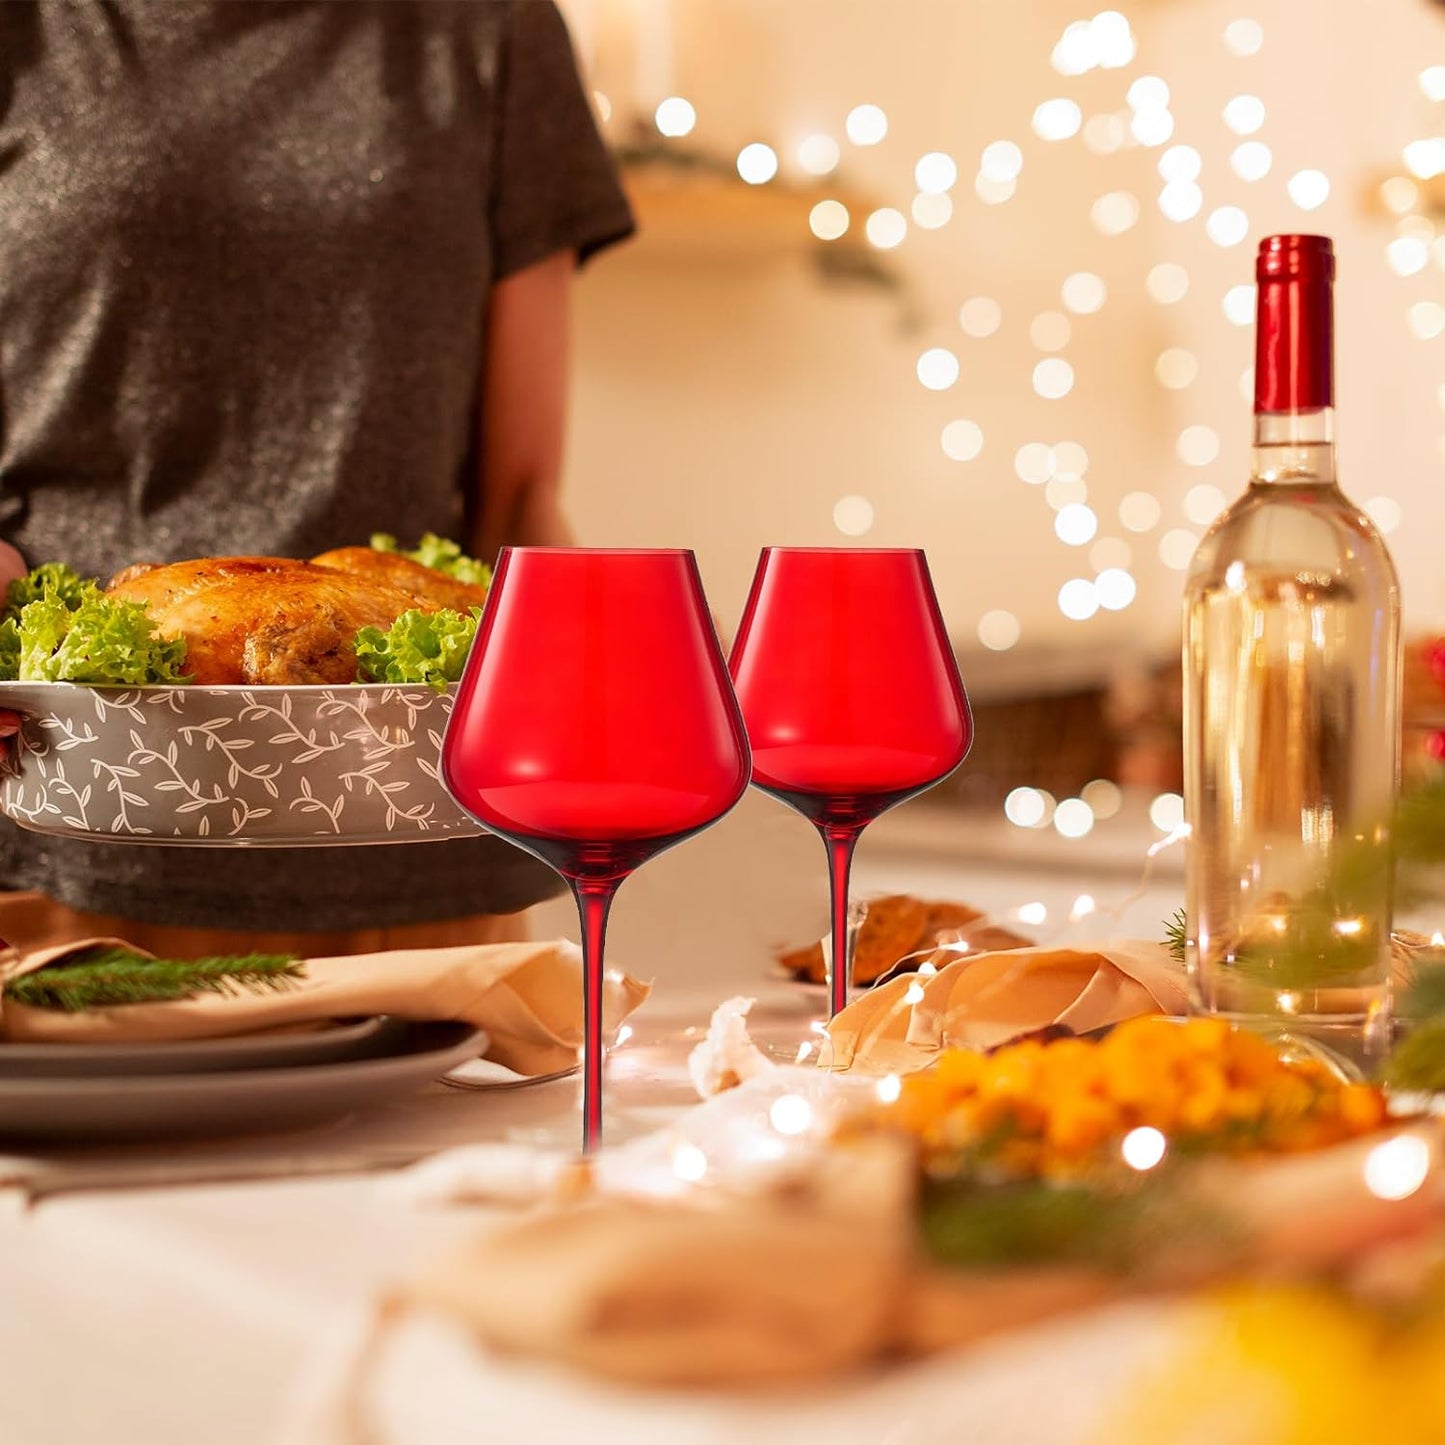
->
{"left": 1254, "top": 233, "right": 1334, "bottom": 413}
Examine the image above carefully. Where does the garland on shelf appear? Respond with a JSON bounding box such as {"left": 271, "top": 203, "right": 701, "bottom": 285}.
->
{"left": 615, "top": 125, "right": 912, "bottom": 311}
{"left": 3, "top": 945, "right": 303, "bottom": 1013}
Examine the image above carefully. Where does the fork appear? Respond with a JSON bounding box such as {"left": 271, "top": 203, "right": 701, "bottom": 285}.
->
{"left": 440, "top": 1063, "right": 580, "bottom": 1093}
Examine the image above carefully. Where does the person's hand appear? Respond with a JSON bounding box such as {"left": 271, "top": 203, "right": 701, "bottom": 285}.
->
{"left": 0, "top": 539, "right": 26, "bottom": 751}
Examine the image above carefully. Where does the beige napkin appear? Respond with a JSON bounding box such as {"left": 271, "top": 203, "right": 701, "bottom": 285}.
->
{"left": 396, "top": 1121, "right": 1442, "bottom": 1389}
{"left": 405, "top": 1138, "right": 916, "bottom": 1387}
{"left": 0, "top": 937, "right": 650, "bottom": 1076}
{"left": 823, "top": 940, "right": 1187, "bottom": 1076}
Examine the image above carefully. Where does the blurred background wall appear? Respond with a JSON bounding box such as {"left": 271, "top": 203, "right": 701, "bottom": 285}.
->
{"left": 551, "top": 0, "right": 1445, "bottom": 823}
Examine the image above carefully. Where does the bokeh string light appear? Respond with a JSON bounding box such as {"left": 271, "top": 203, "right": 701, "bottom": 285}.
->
{"left": 1091, "top": 190, "right": 1140, "bottom": 234}
{"left": 797, "top": 133, "right": 840, "bottom": 176}
{"left": 1029, "top": 311, "right": 1072, "bottom": 351}
{"left": 1095, "top": 568, "right": 1137, "bottom": 611}
{"left": 736, "top": 142, "right": 778, "bottom": 185}
{"left": 1146, "top": 262, "right": 1190, "bottom": 303}
{"left": 845, "top": 103, "right": 888, "bottom": 145}
{"left": 1054, "top": 503, "right": 1098, "bottom": 546}
{"left": 1033, "top": 98, "right": 1082, "bottom": 142}
{"left": 1061, "top": 271, "right": 1107, "bottom": 314}
{"left": 911, "top": 192, "right": 953, "bottom": 229}
{"left": 941, "top": 418, "right": 985, "bottom": 461}
{"left": 917, "top": 346, "right": 960, "bottom": 390}
{"left": 1230, "top": 140, "right": 1272, "bottom": 182}
{"left": 1223, "top": 18, "right": 1263, "bottom": 57}
{"left": 1184, "top": 484, "right": 1227, "bottom": 526}
{"left": 1058, "top": 578, "right": 1100, "bottom": 621}
{"left": 1053, "top": 440, "right": 1089, "bottom": 478}
{"left": 1083, "top": 112, "right": 1127, "bottom": 155}
{"left": 1178, "top": 425, "right": 1221, "bottom": 467}
{"left": 1033, "top": 358, "right": 1075, "bottom": 399}
{"left": 1222, "top": 93, "right": 1265, "bottom": 134}
{"left": 1286, "top": 169, "right": 1330, "bottom": 210}
{"left": 978, "top": 609, "right": 1021, "bottom": 651}
{"left": 1155, "top": 347, "right": 1198, "bottom": 389}
{"left": 1364, "top": 497, "right": 1403, "bottom": 535}
{"left": 1051, "top": 11, "right": 1137, "bottom": 75}
{"left": 809, "top": 199, "right": 850, "bottom": 241}
{"left": 914, "top": 151, "right": 958, "bottom": 193}
{"left": 1014, "top": 442, "right": 1055, "bottom": 485}
{"left": 653, "top": 95, "right": 694, "bottom": 136}
{"left": 865, "top": 207, "right": 906, "bottom": 249}
{"left": 959, "top": 296, "right": 1002, "bottom": 337}
{"left": 1120, "top": 492, "right": 1162, "bottom": 533}
{"left": 832, "top": 495, "right": 875, "bottom": 537}
{"left": 1222, "top": 284, "right": 1255, "bottom": 326}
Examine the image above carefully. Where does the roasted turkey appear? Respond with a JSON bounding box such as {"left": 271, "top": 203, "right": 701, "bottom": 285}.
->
{"left": 106, "top": 552, "right": 488, "bottom": 685}
{"left": 308, "top": 546, "right": 490, "bottom": 613}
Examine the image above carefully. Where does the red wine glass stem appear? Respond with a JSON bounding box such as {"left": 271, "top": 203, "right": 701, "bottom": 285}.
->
{"left": 570, "top": 877, "right": 618, "bottom": 1154}
{"left": 822, "top": 823, "right": 862, "bottom": 1018}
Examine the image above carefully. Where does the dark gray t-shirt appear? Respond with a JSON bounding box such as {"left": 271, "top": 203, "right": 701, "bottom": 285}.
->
{"left": 0, "top": 0, "right": 634, "bottom": 928}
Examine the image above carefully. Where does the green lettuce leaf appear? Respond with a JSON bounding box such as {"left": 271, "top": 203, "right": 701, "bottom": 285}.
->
{"left": 14, "top": 587, "right": 189, "bottom": 685}
{"left": 0, "top": 617, "right": 20, "bottom": 681}
{"left": 4, "top": 562, "right": 92, "bottom": 617}
{"left": 354, "top": 606, "right": 480, "bottom": 691}
{"left": 370, "top": 532, "right": 491, "bottom": 587}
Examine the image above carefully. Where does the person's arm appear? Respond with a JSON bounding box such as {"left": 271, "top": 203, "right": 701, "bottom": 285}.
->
{"left": 471, "top": 250, "right": 576, "bottom": 557}
{"left": 0, "top": 540, "right": 25, "bottom": 741}
{"left": 0, "top": 541, "right": 26, "bottom": 591}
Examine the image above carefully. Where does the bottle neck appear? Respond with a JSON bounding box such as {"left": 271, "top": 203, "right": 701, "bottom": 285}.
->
{"left": 1252, "top": 235, "right": 1335, "bottom": 489}
{"left": 1251, "top": 407, "right": 1337, "bottom": 486}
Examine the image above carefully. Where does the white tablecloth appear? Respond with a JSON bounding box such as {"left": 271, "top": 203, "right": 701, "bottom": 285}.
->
{"left": 0, "top": 797, "right": 1185, "bottom": 1445}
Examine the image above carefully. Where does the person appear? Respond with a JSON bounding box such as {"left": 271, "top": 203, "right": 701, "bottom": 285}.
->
{"left": 0, "top": 0, "right": 634, "bottom": 956}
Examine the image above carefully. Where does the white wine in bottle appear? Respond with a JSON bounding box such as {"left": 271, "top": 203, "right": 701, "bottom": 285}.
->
{"left": 1182, "top": 234, "right": 1401, "bottom": 1062}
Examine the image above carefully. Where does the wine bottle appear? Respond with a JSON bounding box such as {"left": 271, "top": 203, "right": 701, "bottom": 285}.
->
{"left": 1182, "top": 234, "right": 1401, "bottom": 1061}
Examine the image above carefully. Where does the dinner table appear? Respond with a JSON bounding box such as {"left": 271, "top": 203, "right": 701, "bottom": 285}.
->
{"left": 0, "top": 793, "right": 1185, "bottom": 1445}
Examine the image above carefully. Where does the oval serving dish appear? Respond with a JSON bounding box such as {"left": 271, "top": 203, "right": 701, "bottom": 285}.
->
{"left": 0, "top": 682, "right": 485, "bottom": 846}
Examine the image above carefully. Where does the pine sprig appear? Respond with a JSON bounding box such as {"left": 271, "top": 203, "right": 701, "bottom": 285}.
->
{"left": 1382, "top": 1019, "right": 1445, "bottom": 1093}
{"left": 1163, "top": 909, "right": 1187, "bottom": 965}
{"left": 1379, "top": 961, "right": 1445, "bottom": 1091}
{"left": 1386, "top": 777, "right": 1445, "bottom": 910}
{"left": 1402, "top": 962, "right": 1445, "bottom": 1023}
{"left": 918, "top": 1174, "right": 1229, "bottom": 1274}
{"left": 4, "top": 946, "right": 304, "bottom": 1013}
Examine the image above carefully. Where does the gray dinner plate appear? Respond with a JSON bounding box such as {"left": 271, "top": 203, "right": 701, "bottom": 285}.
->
{"left": 0, "top": 1016, "right": 404, "bottom": 1078}
{"left": 0, "top": 1021, "right": 487, "bottom": 1143}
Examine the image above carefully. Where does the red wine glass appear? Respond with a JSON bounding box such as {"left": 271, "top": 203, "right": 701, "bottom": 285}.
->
{"left": 441, "top": 548, "right": 750, "bottom": 1152}
{"left": 729, "top": 548, "right": 971, "bottom": 1018}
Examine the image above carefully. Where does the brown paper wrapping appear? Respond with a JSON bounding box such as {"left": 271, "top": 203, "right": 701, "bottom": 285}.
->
{"left": 823, "top": 940, "right": 1188, "bottom": 1075}
{"left": 0, "top": 937, "right": 650, "bottom": 1077}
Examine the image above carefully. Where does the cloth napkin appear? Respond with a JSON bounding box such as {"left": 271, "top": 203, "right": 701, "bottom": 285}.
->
{"left": 389, "top": 1119, "right": 1441, "bottom": 1391}
{"left": 0, "top": 937, "right": 649, "bottom": 1076}
{"left": 403, "top": 1136, "right": 917, "bottom": 1387}
{"left": 823, "top": 940, "right": 1187, "bottom": 1075}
